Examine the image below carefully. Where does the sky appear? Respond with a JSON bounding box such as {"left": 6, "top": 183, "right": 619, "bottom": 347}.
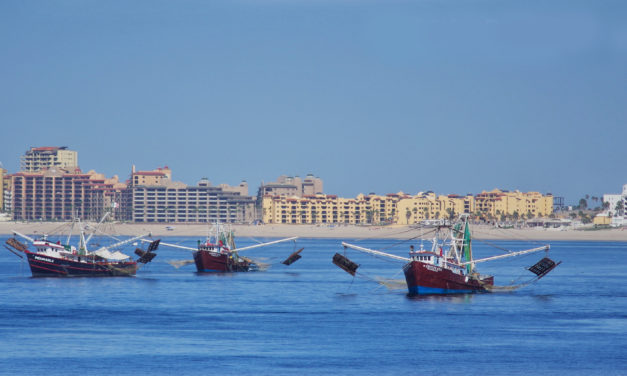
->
{"left": 1, "top": 0, "right": 626, "bottom": 205}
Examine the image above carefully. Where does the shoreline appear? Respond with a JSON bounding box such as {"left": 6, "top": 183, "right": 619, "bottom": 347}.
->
{"left": 1, "top": 221, "right": 626, "bottom": 242}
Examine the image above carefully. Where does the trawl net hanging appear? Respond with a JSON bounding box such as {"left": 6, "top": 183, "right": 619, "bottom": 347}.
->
{"left": 333, "top": 253, "right": 359, "bottom": 276}
{"left": 528, "top": 257, "right": 561, "bottom": 279}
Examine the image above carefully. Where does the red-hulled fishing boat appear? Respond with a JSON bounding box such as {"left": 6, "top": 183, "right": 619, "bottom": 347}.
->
{"left": 155, "top": 223, "right": 301, "bottom": 273}
{"left": 335, "top": 214, "right": 560, "bottom": 296}
{"left": 5, "top": 215, "right": 160, "bottom": 277}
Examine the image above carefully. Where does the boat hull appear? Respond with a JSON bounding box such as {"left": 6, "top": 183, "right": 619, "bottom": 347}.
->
{"left": 403, "top": 261, "right": 493, "bottom": 295}
{"left": 25, "top": 251, "right": 137, "bottom": 277}
{"left": 193, "top": 250, "right": 252, "bottom": 273}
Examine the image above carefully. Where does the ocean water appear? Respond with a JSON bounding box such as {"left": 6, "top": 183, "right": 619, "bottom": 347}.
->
{"left": 0, "top": 234, "right": 626, "bottom": 375}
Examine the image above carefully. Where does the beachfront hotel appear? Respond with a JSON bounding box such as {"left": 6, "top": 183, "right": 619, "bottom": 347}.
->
{"left": 9, "top": 167, "right": 126, "bottom": 221}
{"left": 127, "top": 166, "right": 255, "bottom": 223}
{"left": 396, "top": 192, "right": 475, "bottom": 225}
{"left": 261, "top": 189, "right": 554, "bottom": 225}
{"left": 262, "top": 192, "right": 410, "bottom": 225}
{"left": 472, "top": 189, "right": 553, "bottom": 219}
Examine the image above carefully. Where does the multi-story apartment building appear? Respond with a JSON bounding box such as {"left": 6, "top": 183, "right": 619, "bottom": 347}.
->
{"left": 600, "top": 184, "right": 627, "bottom": 227}
{"left": 473, "top": 189, "right": 553, "bottom": 220}
{"left": 397, "top": 192, "right": 475, "bottom": 224}
{"left": 10, "top": 167, "right": 126, "bottom": 221}
{"left": 261, "top": 193, "right": 409, "bottom": 225}
{"left": 128, "top": 167, "right": 255, "bottom": 223}
{"left": 263, "top": 189, "right": 554, "bottom": 225}
{"left": 20, "top": 146, "right": 78, "bottom": 172}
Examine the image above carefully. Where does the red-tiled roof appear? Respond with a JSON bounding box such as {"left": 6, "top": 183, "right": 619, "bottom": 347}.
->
{"left": 134, "top": 171, "right": 166, "bottom": 176}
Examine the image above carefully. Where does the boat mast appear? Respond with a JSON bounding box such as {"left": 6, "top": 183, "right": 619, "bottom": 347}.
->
{"left": 463, "top": 219, "right": 473, "bottom": 273}
{"left": 78, "top": 218, "right": 88, "bottom": 255}
{"left": 66, "top": 215, "right": 77, "bottom": 246}
{"left": 85, "top": 212, "right": 110, "bottom": 245}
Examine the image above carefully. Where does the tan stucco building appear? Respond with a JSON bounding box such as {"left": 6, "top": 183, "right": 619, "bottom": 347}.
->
{"left": 20, "top": 146, "right": 78, "bottom": 172}
{"left": 473, "top": 189, "right": 553, "bottom": 220}
{"left": 397, "top": 192, "right": 475, "bottom": 225}
{"left": 262, "top": 192, "right": 410, "bottom": 225}
{"left": 263, "top": 189, "right": 554, "bottom": 225}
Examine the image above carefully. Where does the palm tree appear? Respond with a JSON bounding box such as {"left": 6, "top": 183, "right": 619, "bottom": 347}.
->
{"left": 616, "top": 201, "right": 624, "bottom": 216}
{"left": 405, "top": 208, "right": 411, "bottom": 224}
{"left": 365, "top": 209, "right": 373, "bottom": 224}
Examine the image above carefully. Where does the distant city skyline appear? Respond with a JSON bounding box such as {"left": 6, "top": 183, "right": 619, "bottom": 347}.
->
{"left": 1, "top": 1, "right": 625, "bottom": 205}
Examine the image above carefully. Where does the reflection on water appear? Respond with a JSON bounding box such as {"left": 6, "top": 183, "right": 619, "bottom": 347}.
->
{"left": 406, "top": 293, "right": 475, "bottom": 304}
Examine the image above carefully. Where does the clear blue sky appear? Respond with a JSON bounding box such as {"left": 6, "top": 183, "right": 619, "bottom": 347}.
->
{"left": 1, "top": 0, "right": 625, "bottom": 205}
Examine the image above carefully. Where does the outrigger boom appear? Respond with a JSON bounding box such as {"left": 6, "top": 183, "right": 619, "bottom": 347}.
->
{"left": 341, "top": 242, "right": 410, "bottom": 262}
{"left": 459, "top": 245, "right": 550, "bottom": 265}
{"left": 142, "top": 236, "right": 298, "bottom": 253}
{"left": 341, "top": 242, "right": 549, "bottom": 266}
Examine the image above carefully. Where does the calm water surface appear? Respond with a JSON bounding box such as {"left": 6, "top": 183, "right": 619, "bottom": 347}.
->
{"left": 0, "top": 235, "right": 626, "bottom": 375}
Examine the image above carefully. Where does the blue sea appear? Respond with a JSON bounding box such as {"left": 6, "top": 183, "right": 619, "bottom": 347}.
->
{"left": 1, "top": 234, "right": 626, "bottom": 375}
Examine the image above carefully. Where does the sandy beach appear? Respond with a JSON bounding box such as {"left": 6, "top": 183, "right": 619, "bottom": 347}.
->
{"left": 1, "top": 221, "right": 626, "bottom": 242}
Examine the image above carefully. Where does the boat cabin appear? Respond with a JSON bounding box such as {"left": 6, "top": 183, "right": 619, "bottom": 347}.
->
{"left": 409, "top": 247, "right": 467, "bottom": 275}
{"left": 33, "top": 240, "right": 76, "bottom": 257}
{"left": 199, "top": 241, "right": 230, "bottom": 254}
{"left": 409, "top": 250, "right": 444, "bottom": 267}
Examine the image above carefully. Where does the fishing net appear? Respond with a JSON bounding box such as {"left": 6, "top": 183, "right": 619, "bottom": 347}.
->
{"left": 375, "top": 277, "right": 407, "bottom": 290}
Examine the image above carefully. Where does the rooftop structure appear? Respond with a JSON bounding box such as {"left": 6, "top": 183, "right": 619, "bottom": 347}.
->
{"left": 257, "top": 174, "right": 323, "bottom": 199}
{"left": 20, "top": 146, "right": 78, "bottom": 172}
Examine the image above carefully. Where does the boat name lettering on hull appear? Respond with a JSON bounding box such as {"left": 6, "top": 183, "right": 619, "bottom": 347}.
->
{"left": 424, "top": 265, "right": 442, "bottom": 272}
{"left": 34, "top": 256, "right": 54, "bottom": 263}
